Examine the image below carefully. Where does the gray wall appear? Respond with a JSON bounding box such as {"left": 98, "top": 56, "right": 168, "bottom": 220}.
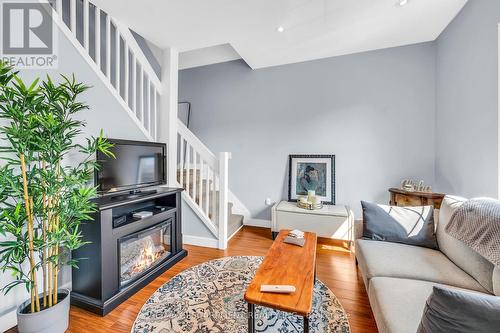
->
{"left": 435, "top": 0, "right": 500, "bottom": 198}
{"left": 179, "top": 42, "right": 437, "bottom": 219}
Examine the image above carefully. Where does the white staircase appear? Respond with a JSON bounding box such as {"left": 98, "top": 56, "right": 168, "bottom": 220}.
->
{"left": 177, "top": 120, "right": 243, "bottom": 249}
{"left": 46, "top": 0, "right": 238, "bottom": 249}
{"left": 47, "top": 0, "right": 160, "bottom": 141}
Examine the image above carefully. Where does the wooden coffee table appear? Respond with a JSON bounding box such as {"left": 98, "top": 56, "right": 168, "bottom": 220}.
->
{"left": 244, "top": 230, "right": 317, "bottom": 333}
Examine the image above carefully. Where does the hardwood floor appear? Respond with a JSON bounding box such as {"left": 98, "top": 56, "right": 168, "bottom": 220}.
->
{"left": 7, "top": 226, "right": 378, "bottom": 333}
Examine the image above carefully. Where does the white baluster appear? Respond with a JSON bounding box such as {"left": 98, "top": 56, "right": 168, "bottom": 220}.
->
{"left": 95, "top": 8, "right": 101, "bottom": 68}
{"left": 211, "top": 167, "right": 217, "bottom": 223}
{"left": 132, "top": 54, "right": 137, "bottom": 114}
{"left": 139, "top": 67, "right": 144, "bottom": 122}
{"left": 185, "top": 145, "right": 191, "bottom": 197}
{"left": 205, "top": 164, "right": 210, "bottom": 215}
{"left": 146, "top": 78, "right": 150, "bottom": 131}
{"left": 179, "top": 137, "right": 184, "bottom": 187}
{"left": 115, "top": 26, "right": 120, "bottom": 93}
{"left": 83, "top": 0, "right": 89, "bottom": 51}
{"left": 193, "top": 151, "right": 197, "bottom": 203}
{"left": 124, "top": 42, "right": 129, "bottom": 105}
{"left": 198, "top": 160, "right": 204, "bottom": 210}
{"left": 70, "top": 0, "right": 76, "bottom": 35}
{"left": 105, "top": 15, "right": 111, "bottom": 79}
{"left": 153, "top": 90, "right": 158, "bottom": 140}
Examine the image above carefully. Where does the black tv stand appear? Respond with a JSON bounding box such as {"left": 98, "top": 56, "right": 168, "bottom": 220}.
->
{"left": 71, "top": 187, "right": 186, "bottom": 315}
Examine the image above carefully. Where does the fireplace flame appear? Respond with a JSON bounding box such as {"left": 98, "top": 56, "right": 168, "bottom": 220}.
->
{"left": 131, "top": 243, "right": 164, "bottom": 275}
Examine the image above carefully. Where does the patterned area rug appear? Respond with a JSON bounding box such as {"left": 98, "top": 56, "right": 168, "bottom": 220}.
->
{"left": 132, "top": 256, "right": 350, "bottom": 333}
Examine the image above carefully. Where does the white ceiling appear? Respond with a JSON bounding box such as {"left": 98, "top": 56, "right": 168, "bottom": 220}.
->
{"left": 179, "top": 44, "right": 241, "bottom": 70}
{"left": 92, "top": 0, "right": 467, "bottom": 69}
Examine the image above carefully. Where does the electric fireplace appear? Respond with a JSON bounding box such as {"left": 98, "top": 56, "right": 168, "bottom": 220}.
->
{"left": 119, "top": 220, "right": 172, "bottom": 286}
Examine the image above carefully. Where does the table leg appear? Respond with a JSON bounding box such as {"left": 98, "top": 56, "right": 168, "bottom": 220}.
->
{"left": 248, "top": 303, "right": 255, "bottom": 333}
{"left": 304, "top": 316, "right": 309, "bottom": 333}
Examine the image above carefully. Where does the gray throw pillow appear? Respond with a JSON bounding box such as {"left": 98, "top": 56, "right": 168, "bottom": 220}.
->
{"left": 418, "top": 286, "right": 500, "bottom": 333}
{"left": 361, "top": 201, "right": 438, "bottom": 249}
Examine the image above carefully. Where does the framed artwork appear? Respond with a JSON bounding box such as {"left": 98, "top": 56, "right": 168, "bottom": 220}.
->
{"left": 288, "top": 154, "right": 335, "bottom": 204}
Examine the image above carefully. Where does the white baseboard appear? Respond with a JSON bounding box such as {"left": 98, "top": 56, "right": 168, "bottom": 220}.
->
{"left": 0, "top": 309, "right": 17, "bottom": 332}
{"left": 228, "top": 224, "right": 244, "bottom": 241}
{"left": 244, "top": 218, "right": 271, "bottom": 228}
{"left": 183, "top": 234, "right": 219, "bottom": 248}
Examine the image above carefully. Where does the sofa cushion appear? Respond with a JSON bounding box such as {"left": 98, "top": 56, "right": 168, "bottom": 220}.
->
{"left": 368, "top": 277, "right": 488, "bottom": 333}
{"left": 361, "top": 201, "right": 438, "bottom": 249}
{"left": 417, "top": 286, "right": 500, "bottom": 333}
{"left": 437, "top": 195, "right": 495, "bottom": 293}
{"left": 494, "top": 266, "right": 500, "bottom": 296}
{"left": 355, "top": 239, "right": 486, "bottom": 292}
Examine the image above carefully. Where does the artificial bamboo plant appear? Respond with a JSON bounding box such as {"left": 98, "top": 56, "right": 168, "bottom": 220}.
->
{"left": 0, "top": 61, "right": 114, "bottom": 313}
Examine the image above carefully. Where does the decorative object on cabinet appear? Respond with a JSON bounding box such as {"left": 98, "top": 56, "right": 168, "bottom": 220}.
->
{"left": 400, "top": 179, "right": 433, "bottom": 193}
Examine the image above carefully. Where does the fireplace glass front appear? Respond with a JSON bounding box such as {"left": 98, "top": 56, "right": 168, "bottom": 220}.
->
{"left": 118, "top": 220, "right": 172, "bottom": 286}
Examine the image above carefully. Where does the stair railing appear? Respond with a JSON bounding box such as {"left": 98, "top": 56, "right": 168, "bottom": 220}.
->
{"left": 177, "top": 120, "right": 231, "bottom": 249}
{"left": 48, "top": 0, "right": 160, "bottom": 141}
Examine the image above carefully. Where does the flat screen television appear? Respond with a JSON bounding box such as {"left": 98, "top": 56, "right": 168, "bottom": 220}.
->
{"left": 95, "top": 139, "right": 166, "bottom": 194}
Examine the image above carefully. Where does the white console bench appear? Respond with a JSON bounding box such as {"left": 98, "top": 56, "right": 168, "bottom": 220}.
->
{"left": 271, "top": 201, "right": 356, "bottom": 248}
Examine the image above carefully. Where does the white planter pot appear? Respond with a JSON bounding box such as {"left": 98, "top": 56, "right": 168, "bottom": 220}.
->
{"left": 16, "top": 289, "right": 70, "bottom": 333}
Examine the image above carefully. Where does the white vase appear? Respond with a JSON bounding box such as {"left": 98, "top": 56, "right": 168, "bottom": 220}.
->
{"left": 16, "top": 289, "right": 70, "bottom": 333}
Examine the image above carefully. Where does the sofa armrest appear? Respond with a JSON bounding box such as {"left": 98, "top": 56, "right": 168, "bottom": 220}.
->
{"left": 355, "top": 219, "right": 364, "bottom": 240}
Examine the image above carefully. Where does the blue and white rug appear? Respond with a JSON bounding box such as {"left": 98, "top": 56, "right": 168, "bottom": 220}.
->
{"left": 132, "top": 256, "right": 350, "bottom": 333}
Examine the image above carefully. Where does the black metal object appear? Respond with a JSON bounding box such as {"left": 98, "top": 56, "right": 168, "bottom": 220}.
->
{"left": 247, "top": 301, "right": 309, "bottom": 333}
{"left": 178, "top": 101, "right": 192, "bottom": 170}
{"left": 178, "top": 101, "right": 191, "bottom": 129}
{"left": 71, "top": 187, "right": 186, "bottom": 315}
{"left": 287, "top": 154, "right": 336, "bottom": 205}
{"left": 248, "top": 303, "right": 255, "bottom": 333}
{"left": 304, "top": 316, "right": 309, "bottom": 333}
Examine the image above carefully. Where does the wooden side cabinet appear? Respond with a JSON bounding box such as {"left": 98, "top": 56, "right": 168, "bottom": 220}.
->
{"left": 389, "top": 188, "right": 445, "bottom": 209}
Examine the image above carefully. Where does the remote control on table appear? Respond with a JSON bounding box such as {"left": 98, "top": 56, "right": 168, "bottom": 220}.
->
{"left": 260, "top": 285, "right": 296, "bottom": 293}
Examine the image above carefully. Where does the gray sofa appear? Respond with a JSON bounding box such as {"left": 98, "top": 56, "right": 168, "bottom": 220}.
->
{"left": 355, "top": 195, "right": 500, "bottom": 333}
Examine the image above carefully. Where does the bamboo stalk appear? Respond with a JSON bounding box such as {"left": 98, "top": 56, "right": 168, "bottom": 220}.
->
{"left": 53, "top": 164, "right": 61, "bottom": 304}
{"left": 53, "top": 242, "right": 59, "bottom": 304}
{"left": 47, "top": 245, "right": 53, "bottom": 307}
{"left": 41, "top": 160, "right": 47, "bottom": 308}
{"left": 20, "top": 154, "right": 40, "bottom": 313}
{"left": 47, "top": 195, "right": 53, "bottom": 308}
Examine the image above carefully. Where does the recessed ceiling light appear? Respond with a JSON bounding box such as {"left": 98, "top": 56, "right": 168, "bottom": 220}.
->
{"left": 397, "top": 0, "right": 409, "bottom": 6}
{"left": 276, "top": 26, "right": 285, "bottom": 33}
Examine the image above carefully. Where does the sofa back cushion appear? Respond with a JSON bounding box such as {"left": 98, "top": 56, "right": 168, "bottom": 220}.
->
{"left": 437, "top": 195, "right": 495, "bottom": 294}
{"left": 361, "top": 201, "right": 438, "bottom": 249}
